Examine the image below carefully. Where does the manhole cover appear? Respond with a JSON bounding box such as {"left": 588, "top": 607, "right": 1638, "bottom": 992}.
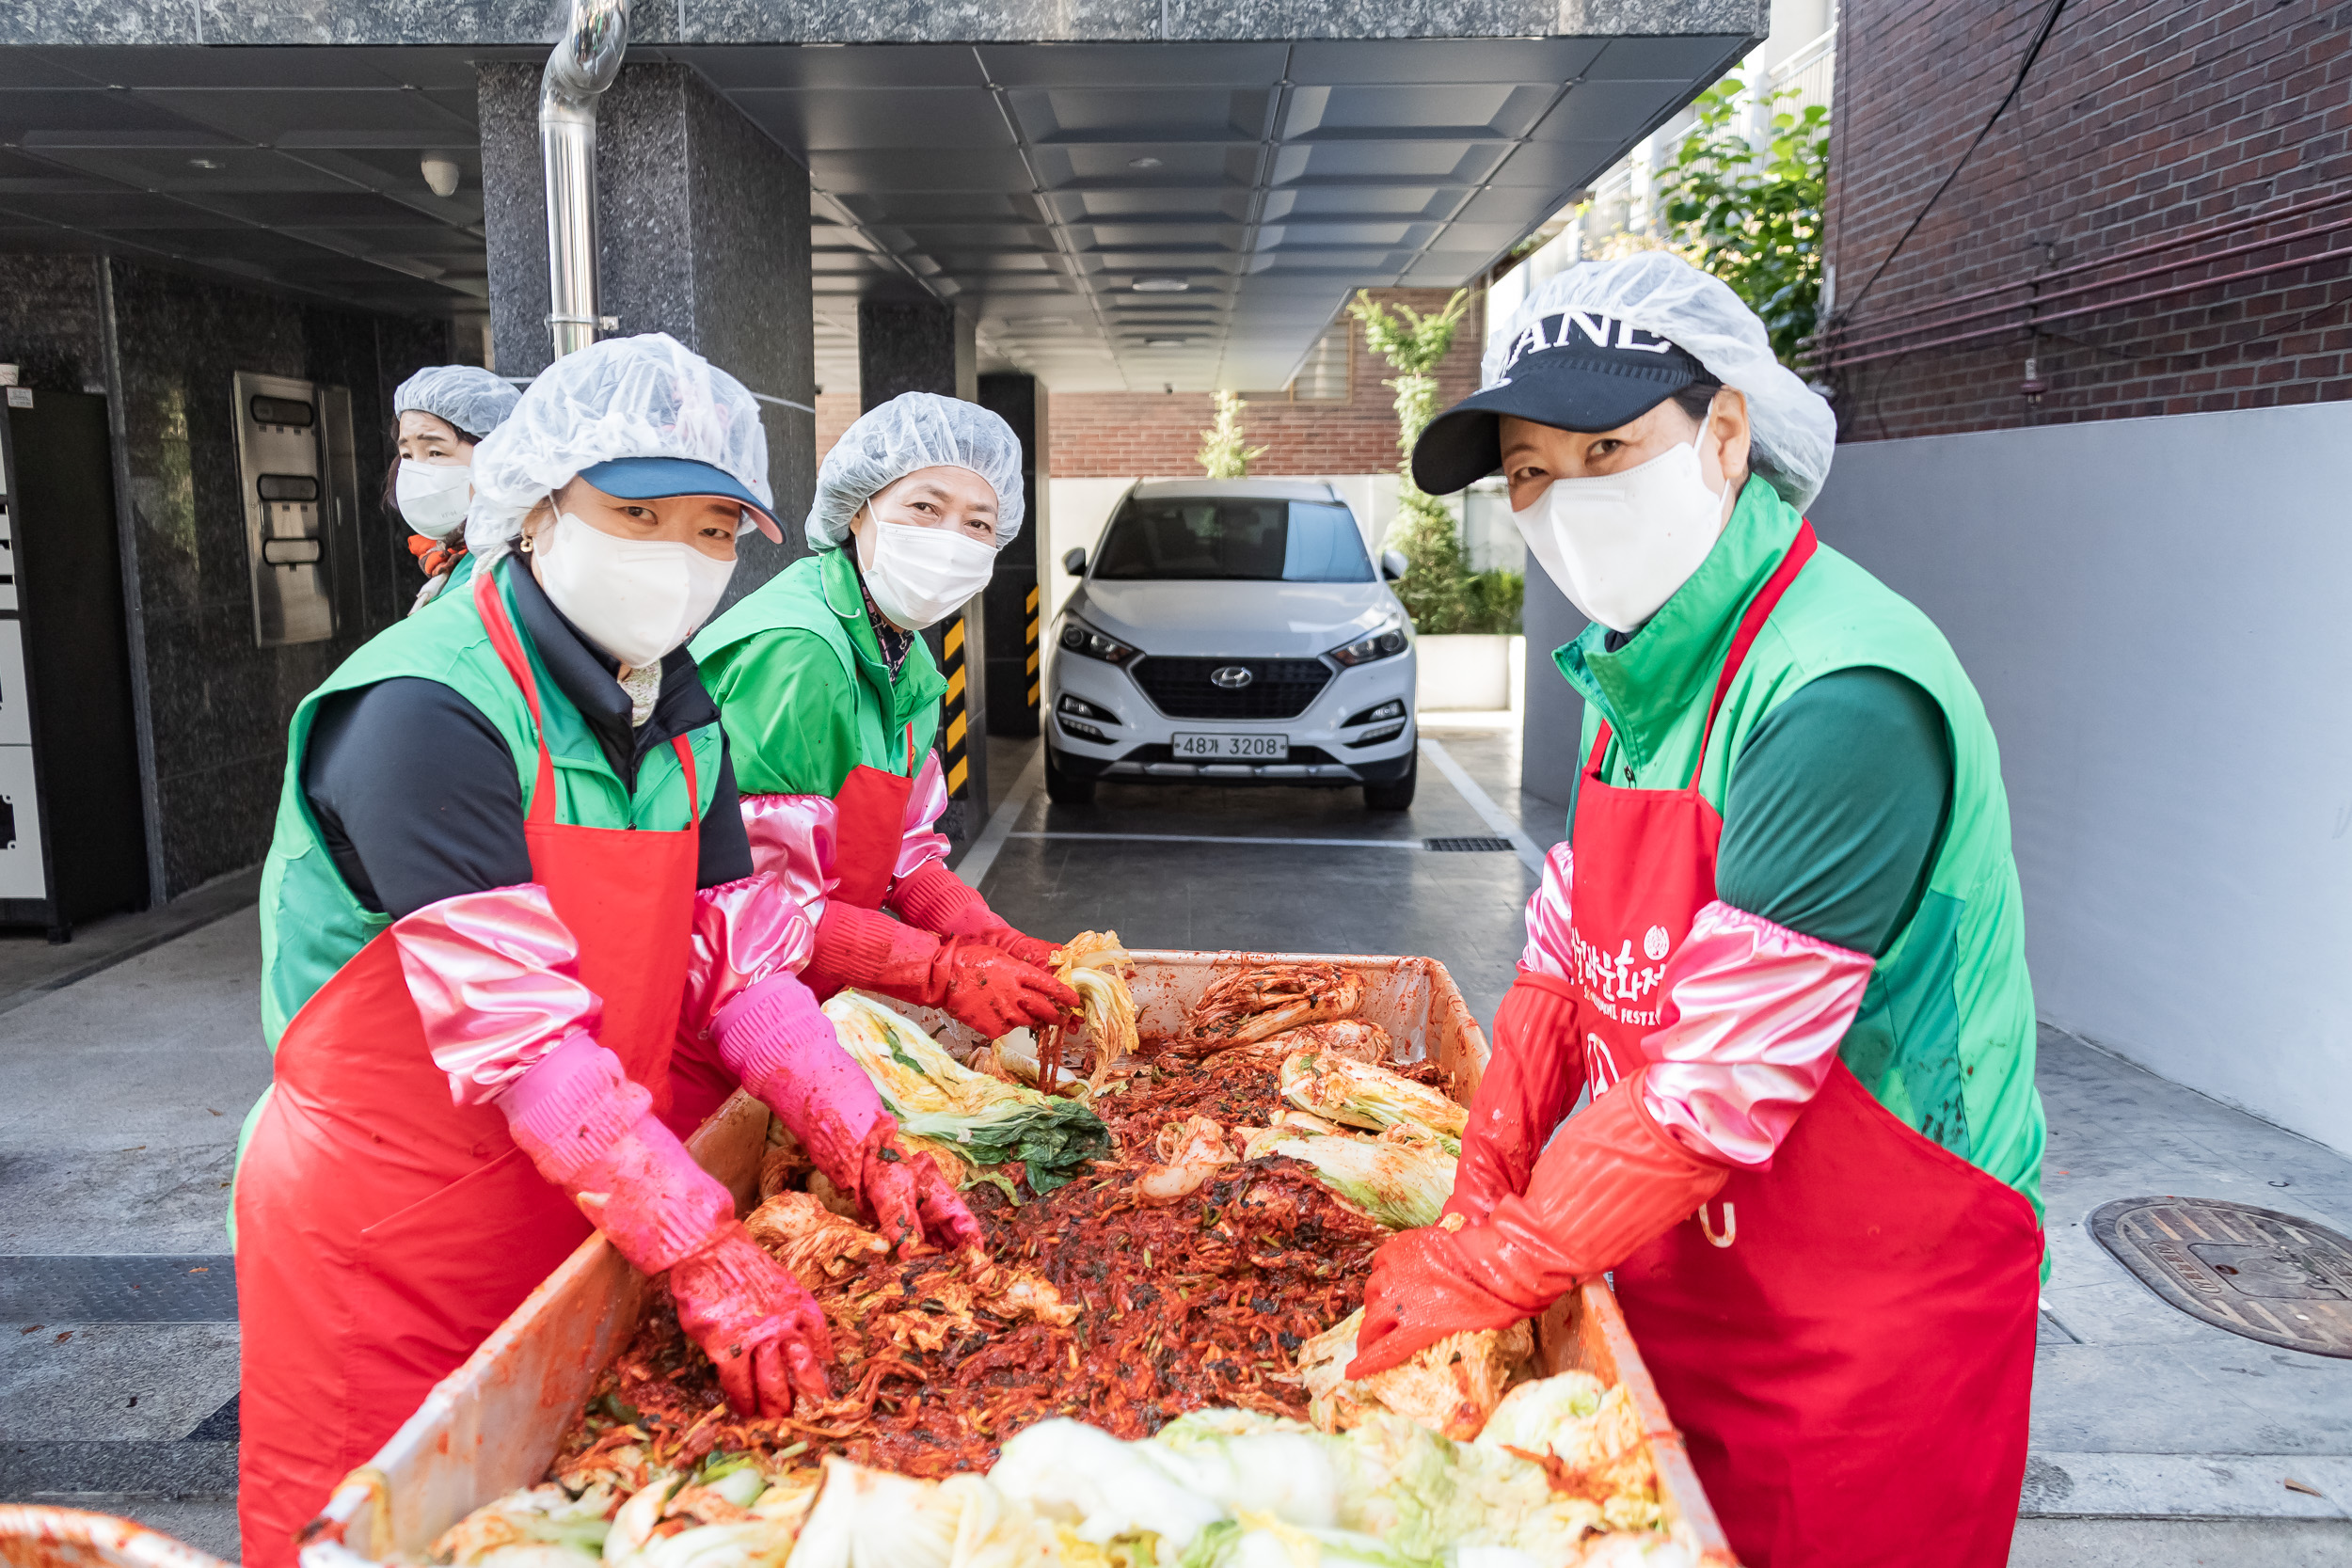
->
{"left": 2088, "top": 1197, "right": 2352, "bottom": 1357}
{"left": 1423, "top": 836, "right": 1515, "bottom": 852}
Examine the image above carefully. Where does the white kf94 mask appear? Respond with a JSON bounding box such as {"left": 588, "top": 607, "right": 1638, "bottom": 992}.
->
{"left": 536, "top": 511, "right": 737, "bottom": 670}
{"left": 1510, "top": 425, "right": 1730, "bottom": 634}
{"left": 859, "top": 520, "right": 999, "bottom": 630}
{"left": 395, "top": 458, "right": 473, "bottom": 540}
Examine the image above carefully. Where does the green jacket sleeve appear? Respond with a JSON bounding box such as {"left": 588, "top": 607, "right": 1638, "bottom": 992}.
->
{"left": 1715, "top": 666, "right": 1954, "bottom": 958}
{"left": 700, "top": 628, "right": 866, "bottom": 799}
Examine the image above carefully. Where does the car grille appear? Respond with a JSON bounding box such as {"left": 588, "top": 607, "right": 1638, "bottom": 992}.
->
{"left": 1130, "top": 657, "right": 1333, "bottom": 720}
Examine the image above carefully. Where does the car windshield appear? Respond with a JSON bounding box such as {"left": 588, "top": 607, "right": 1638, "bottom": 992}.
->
{"left": 1092, "top": 497, "right": 1373, "bottom": 582}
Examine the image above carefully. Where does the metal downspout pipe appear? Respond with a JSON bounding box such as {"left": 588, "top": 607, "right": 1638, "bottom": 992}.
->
{"left": 540, "top": 0, "right": 630, "bottom": 360}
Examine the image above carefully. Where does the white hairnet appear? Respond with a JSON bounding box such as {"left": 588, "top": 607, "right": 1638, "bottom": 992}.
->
{"left": 806, "top": 392, "right": 1025, "bottom": 552}
{"left": 1483, "top": 253, "right": 1836, "bottom": 509}
{"left": 391, "top": 364, "right": 520, "bottom": 441}
{"left": 466, "top": 333, "right": 771, "bottom": 565}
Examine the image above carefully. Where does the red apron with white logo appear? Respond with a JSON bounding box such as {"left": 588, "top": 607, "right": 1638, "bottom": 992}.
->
{"left": 1565, "top": 523, "right": 2042, "bottom": 1567}
{"left": 233, "top": 571, "right": 702, "bottom": 1568}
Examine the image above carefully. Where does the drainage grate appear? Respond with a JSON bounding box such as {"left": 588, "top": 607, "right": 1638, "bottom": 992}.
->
{"left": 2089, "top": 1197, "right": 2352, "bottom": 1358}
{"left": 0, "top": 1255, "right": 238, "bottom": 1324}
{"left": 1423, "top": 836, "right": 1516, "bottom": 852}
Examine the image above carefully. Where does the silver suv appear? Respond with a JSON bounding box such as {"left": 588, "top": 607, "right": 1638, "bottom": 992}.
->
{"left": 1043, "top": 480, "right": 1418, "bottom": 810}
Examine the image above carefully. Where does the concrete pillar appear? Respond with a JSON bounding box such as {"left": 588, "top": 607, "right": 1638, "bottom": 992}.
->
{"left": 1518, "top": 565, "right": 1586, "bottom": 817}
{"left": 976, "top": 372, "right": 1044, "bottom": 740}
{"left": 856, "top": 297, "right": 988, "bottom": 844}
{"left": 477, "top": 61, "right": 816, "bottom": 600}
{"left": 856, "top": 299, "right": 976, "bottom": 409}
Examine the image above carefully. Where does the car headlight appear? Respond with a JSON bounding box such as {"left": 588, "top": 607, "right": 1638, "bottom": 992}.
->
{"left": 1058, "top": 613, "right": 1139, "bottom": 666}
{"left": 1327, "top": 614, "right": 1410, "bottom": 667}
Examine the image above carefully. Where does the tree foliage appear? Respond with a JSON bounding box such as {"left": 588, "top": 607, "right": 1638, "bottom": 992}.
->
{"left": 1195, "top": 389, "right": 1268, "bottom": 479}
{"left": 1654, "top": 77, "right": 1831, "bottom": 366}
{"left": 1346, "top": 290, "right": 1521, "bottom": 636}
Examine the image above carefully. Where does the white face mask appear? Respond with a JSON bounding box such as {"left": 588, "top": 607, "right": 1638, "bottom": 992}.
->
{"left": 1509, "top": 424, "right": 1728, "bottom": 634}
{"left": 857, "top": 519, "right": 998, "bottom": 630}
{"left": 535, "top": 511, "right": 737, "bottom": 670}
{"left": 395, "top": 458, "right": 473, "bottom": 540}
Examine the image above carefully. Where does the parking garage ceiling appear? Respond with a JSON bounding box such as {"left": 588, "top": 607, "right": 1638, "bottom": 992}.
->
{"left": 0, "top": 34, "right": 1752, "bottom": 392}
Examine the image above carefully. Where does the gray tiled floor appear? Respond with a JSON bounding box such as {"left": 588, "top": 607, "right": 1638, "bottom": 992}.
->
{"left": 3, "top": 729, "right": 2347, "bottom": 1563}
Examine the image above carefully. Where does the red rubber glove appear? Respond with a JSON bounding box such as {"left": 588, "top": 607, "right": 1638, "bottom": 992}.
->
{"left": 1347, "top": 1071, "right": 1727, "bottom": 1380}
{"left": 498, "top": 1035, "right": 832, "bottom": 1415}
{"left": 886, "top": 858, "right": 1061, "bottom": 970}
{"left": 711, "top": 974, "right": 982, "bottom": 1255}
{"left": 802, "top": 900, "right": 1080, "bottom": 1039}
{"left": 1447, "top": 970, "right": 1585, "bottom": 1226}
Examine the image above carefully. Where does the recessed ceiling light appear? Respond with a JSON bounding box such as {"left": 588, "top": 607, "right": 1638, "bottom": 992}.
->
{"left": 188, "top": 157, "right": 225, "bottom": 169}
{"left": 1132, "top": 277, "right": 1189, "bottom": 293}
{"left": 1143, "top": 336, "right": 1189, "bottom": 346}
{"left": 1129, "top": 156, "right": 1163, "bottom": 168}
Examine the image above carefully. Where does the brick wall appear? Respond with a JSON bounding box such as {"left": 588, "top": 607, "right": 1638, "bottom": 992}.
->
{"left": 1823, "top": 0, "right": 2352, "bottom": 438}
{"left": 1045, "top": 289, "right": 1486, "bottom": 477}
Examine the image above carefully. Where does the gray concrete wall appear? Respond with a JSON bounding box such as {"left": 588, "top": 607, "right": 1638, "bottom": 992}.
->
{"left": 0, "top": 1, "right": 1767, "bottom": 47}
{"left": 0, "top": 253, "right": 448, "bottom": 900}
{"left": 1806, "top": 404, "right": 2352, "bottom": 1157}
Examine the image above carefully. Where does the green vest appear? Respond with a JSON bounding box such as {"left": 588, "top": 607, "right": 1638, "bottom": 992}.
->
{"left": 1556, "top": 479, "right": 2046, "bottom": 1223}
{"left": 691, "top": 548, "right": 946, "bottom": 798}
{"left": 256, "top": 558, "right": 722, "bottom": 1054}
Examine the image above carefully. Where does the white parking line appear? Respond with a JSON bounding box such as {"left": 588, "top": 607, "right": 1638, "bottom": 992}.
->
{"left": 1009, "top": 831, "right": 1423, "bottom": 849}
{"left": 952, "top": 746, "right": 1044, "bottom": 889}
{"left": 1418, "top": 736, "right": 1549, "bottom": 875}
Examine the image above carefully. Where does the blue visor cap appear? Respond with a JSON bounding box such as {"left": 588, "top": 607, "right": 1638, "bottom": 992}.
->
{"left": 579, "top": 457, "right": 782, "bottom": 542}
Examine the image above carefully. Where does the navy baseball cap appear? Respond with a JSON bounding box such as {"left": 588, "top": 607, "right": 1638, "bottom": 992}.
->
{"left": 579, "top": 457, "right": 783, "bottom": 542}
{"left": 1410, "top": 311, "right": 1708, "bottom": 495}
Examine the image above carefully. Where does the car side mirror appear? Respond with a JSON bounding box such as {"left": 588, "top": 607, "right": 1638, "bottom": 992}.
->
{"left": 1062, "top": 546, "right": 1088, "bottom": 576}
{"left": 1381, "top": 548, "right": 1408, "bottom": 581}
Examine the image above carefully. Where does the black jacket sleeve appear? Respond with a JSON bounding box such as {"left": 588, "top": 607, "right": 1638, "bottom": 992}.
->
{"left": 304, "top": 678, "right": 533, "bottom": 919}
{"left": 697, "top": 740, "right": 755, "bottom": 888}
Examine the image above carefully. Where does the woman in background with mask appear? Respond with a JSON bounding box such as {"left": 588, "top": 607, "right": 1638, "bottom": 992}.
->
{"left": 235, "top": 337, "right": 977, "bottom": 1568}
{"left": 386, "top": 363, "right": 520, "bottom": 610}
{"left": 1346, "top": 255, "right": 2047, "bottom": 1568}
{"left": 693, "top": 392, "right": 1080, "bottom": 1047}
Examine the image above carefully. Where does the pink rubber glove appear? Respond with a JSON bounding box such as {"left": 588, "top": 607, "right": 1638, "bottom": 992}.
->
{"left": 711, "top": 974, "right": 983, "bottom": 1255}
{"left": 886, "top": 858, "right": 1060, "bottom": 970}
{"left": 799, "top": 900, "right": 1079, "bottom": 1039}
{"left": 499, "top": 1034, "right": 833, "bottom": 1414}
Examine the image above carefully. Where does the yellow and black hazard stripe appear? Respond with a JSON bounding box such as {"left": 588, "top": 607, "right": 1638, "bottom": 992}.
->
{"left": 942, "top": 612, "right": 970, "bottom": 798}
{"left": 1025, "top": 584, "right": 1041, "bottom": 718}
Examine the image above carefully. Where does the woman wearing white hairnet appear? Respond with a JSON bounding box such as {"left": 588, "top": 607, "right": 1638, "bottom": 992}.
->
{"left": 692, "top": 391, "right": 1081, "bottom": 1046}
{"left": 385, "top": 363, "right": 520, "bottom": 610}
{"left": 233, "top": 338, "right": 978, "bottom": 1568}
{"left": 1346, "top": 256, "right": 2047, "bottom": 1568}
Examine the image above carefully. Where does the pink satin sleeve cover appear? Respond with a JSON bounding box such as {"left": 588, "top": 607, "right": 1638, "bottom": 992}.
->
{"left": 390, "top": 872, "right": 818, "bottom": 1105}
{"left": 1640, "top": 898, "right": 1875, "bottom": 1166}
{"left": 1513, "top": 845, "right": 1873, "bottom": 1168}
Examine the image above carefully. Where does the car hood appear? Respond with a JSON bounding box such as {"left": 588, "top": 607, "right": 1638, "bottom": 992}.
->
{"left": 1071, "top": 579, "right": 1402, "bottom": 658}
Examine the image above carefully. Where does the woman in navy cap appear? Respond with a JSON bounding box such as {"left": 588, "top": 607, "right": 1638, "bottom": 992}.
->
{"left": 1351, "top": 255, "right": 2047, "bottom": 1568}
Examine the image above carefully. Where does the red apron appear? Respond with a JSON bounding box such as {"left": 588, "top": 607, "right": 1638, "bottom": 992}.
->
{"left": 1565, "top": 524, "right": 2042, "bottom": 1568}
{"left": 829, "top": 721, "right": 920, "bottom": 909}
{"left": 234, "top": 570, "right": 702, "bottom": 1568}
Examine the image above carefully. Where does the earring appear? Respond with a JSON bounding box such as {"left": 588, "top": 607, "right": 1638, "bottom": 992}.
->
{"left": 518, "top": 532, "right": 534, "bottom": 554}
